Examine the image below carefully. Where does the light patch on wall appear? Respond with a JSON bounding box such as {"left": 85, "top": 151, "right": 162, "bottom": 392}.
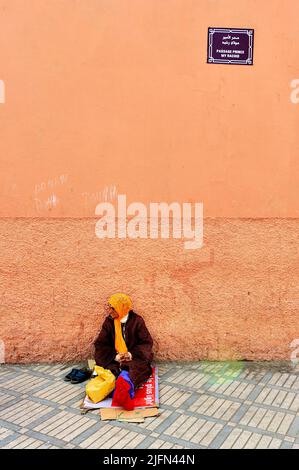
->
{"left": 0, "top": 80, "right": 5, "bottom": 103}
{"left": 0, "top": 340, "right": 5, "bottom": 363}
{"left": 290, "top": 79, "right": 299, "bottom": 104}
{"left": 290, "top": 338, "right": 299, "bottom": 368}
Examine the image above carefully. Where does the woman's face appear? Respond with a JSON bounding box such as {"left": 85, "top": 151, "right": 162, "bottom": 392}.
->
{"left": 105, "top": 303, "right": 119, "bottom": 319}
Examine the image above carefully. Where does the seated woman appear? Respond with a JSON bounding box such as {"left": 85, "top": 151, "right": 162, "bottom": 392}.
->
{"left": 94, "top": 293, "right": 153, "bottom": 410}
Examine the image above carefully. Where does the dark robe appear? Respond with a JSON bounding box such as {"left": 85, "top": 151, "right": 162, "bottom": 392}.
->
{"left": 94, "top": 310, "right": 153, "bottom": 388}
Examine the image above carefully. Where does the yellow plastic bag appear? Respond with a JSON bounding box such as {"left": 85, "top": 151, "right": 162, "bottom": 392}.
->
{"left": 86, "top": 366, "right": 116, "bottom": 403}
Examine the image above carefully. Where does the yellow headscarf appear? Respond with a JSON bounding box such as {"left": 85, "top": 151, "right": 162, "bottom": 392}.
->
{"left": 108, "top": 293, "right": 132, "bottom": 354}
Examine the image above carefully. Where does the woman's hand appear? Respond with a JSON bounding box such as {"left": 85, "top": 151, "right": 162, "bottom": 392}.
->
{"left": 115, "top": 352, "right": 132, "bottom": 362}
{"left": 120, "top": 352, "right": 132, "bottom": 362}
{"left": 115, "top": 353, "right": 122, "bottom": 362}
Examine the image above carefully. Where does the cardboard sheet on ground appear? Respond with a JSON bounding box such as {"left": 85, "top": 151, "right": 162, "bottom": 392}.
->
{"left": 100, "top": 407, "right": 160, "bottom": 422}
{"left": 82, "top": 366, "right": 159, "bottom": 410}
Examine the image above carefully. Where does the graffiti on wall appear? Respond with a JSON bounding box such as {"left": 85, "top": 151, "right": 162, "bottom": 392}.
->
{"left": 33, "top": 174, "right": 68, "bottom": 212}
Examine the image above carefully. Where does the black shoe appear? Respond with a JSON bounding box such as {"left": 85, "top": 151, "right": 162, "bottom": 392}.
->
{"left": 70, "top": 368, "right": 92, "bottom": 384}
{"left": 64, "top": 368, "right": 80, "bottom": 382}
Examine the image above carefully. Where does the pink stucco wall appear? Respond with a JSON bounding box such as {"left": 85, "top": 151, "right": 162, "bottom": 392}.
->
{"left": 1, "top": 217, "right": 298, "bottom": 362}
{"left": 0, "top": 0, "right": 298, "bottom": 362}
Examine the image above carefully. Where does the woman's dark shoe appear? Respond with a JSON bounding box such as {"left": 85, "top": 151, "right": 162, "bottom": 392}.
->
{"left": 70, "top": 368, "right": 92, "bottom": 384}
{"left": 64, "top": 368, "right": 80, "bottom": 382}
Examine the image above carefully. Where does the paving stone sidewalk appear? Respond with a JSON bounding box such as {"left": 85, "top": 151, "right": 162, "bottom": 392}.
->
{"left": 0, "top": 361, "right": 298, "bottom": 449}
